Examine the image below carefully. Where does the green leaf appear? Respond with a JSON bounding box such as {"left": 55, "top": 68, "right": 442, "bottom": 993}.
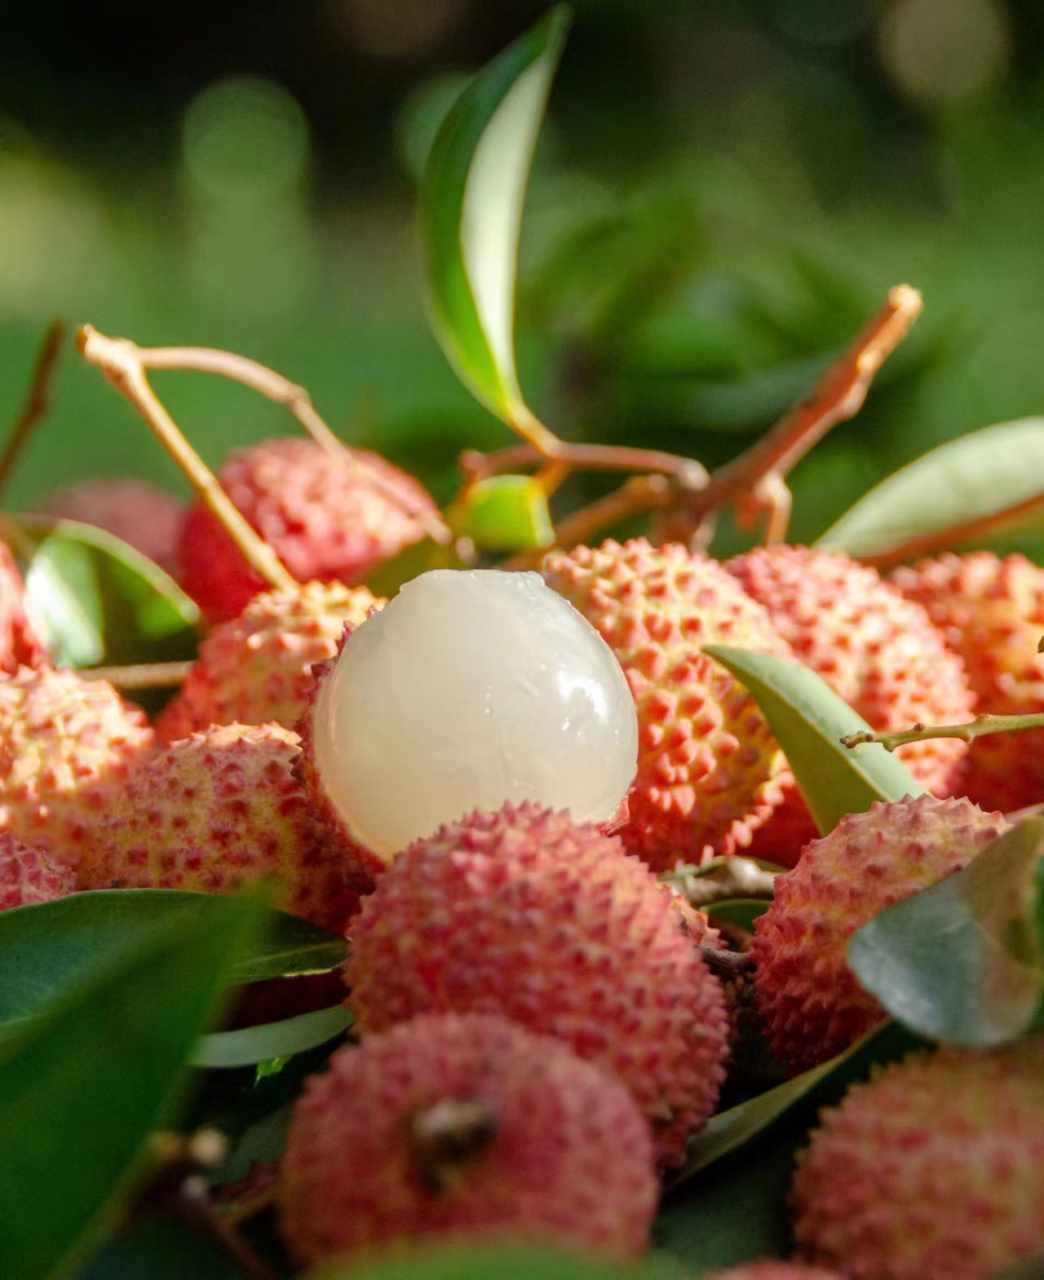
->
{"left": 0, "top": 892, "right": 259, "bottom": 1279}
{"left": 816, "top": 418, "right": 1044, "bottom": 559}
{"left": 420, "top": 7, "right": 570, "bottom": 422}
{"left": 9, "top": 516, "right": 199, "bottom": 670}
{"left": 192, "top": 1004, "right": 352, "bottom": 1068}
{"left": 0, "top": 890, "right": 346, "bottom": 1042}
{"left": 73, "top": 1218, "right": 243, "bottom": 1280}
{"left": 704, "top": 646, "right": 924, "bottom": 835}
{"left": 363, "top": 535, "right": 468, "bottom": 598}
{"left": 706, "top": 898, "right": 770, "bottom": 930}
{"left": 847, "top": 819, "right": 1044, "bottom": 1046}
{"left": 447, "top": 476, "right": 554, "bottom": 551}
{"left": 316, "top": 1240, "right": 674, "bottom": 1280}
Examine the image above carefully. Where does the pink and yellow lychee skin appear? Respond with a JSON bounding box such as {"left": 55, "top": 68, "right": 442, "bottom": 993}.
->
{"left": 76, "top": 722, "right": 358, "bottom": 932}
{"left": 177, "top": 436, "right": 437, "bottom": 623}
{"left": 725, "top": 546, "right": 976, "bottom": 867}
{"left": 345, "top": 802, "right": 730, "bottom": 1168}
{"left": 279, "top": 1012, "right": 659, "bottom": 1268}
{"left": 891, "top": 551, "right": 1044, "bottom": 811}
{"left": 156, "top": 581, "right": 386, "bottom": 742}
{"left": 542, "top": 539, "right": 794, "bottom": 871}
{"left": 0, "top": 542, "right": 48, "bottom": 675}
{"left": 791, "top": 1037, "right": 1044, "bottom": 1280}
{"left": 0, "top": 831, "right": 75, "bottom": 909}
{"left": 751, "top": 794, "right": 1008, "bottom": 1075}
{"left": 0, "top": 666, "right": 154, "bottom": 869}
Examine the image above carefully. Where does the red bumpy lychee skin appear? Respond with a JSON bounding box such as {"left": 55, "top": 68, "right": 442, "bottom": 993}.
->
{"left": 791, "top": 1037, "right": 1044, "bottom": 1280}
{"left": 0, "top": 666, "right": 154, "bottom": 868}
{"left": 725, "top": 547, "right": 976, "bottom": 866}
{"left": 32, "top": 477, "right": 184, "bottom": 577}
{"left": 0, "top": 542, "right": 48, "bottom": 675}
{"left": 891, "top": 550, "right": 1044, "bottom": 811}
{"left": 752, "top": 794, "right": 1008, "bottom": 1075}
{"left": 0, "top": 831, "right": 75, "bottom": 909}
{"left": 279, "top": 1012, "right": 659, "bottom": 1268}
{"left": 542, "top": 539, "right": 794, "bottom": 870}
{"left": 177, "top": 436, "right": 438, "bottom": 622}
{"left": 76, "top": 722, "right": 358, "bottom": 932}
{"left": 156, "top": 580, "right": 385, "bottom": 741}
{"left": 345, "top": 802, "right": 730, "bottom": 1167}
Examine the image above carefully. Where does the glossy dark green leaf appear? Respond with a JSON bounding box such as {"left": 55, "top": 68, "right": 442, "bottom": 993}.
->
{"left": 816, "top": 418, "right": 1044, "bottom": 559}
{"left": 705, "top": 898, "right": 770, "bottom": 930}
{"left": 9, "top": 515, "right": 199, "bottom": 669}
{"left": 446, "top": 475, "right": 554, "bottom": 551}
{"left": 704, "top": 646, "right": 924, "bottom": 836}
{"left": 73, "top": 1218, "right": 242, "bottom": 1280}
{"left": 0, "top": 890, "right": 346, "bottom": 1042}
{"left": 317, "top": 1240, "right": 675, "bottom": 1280}
{"left": 0, "top": 892, "right": 259, "bottom": 1279}
{"left": 191, "top": 1004, "right": 352, "bottom": 1069}
{"left": 420, "top": 7, "right": 569, "bottom": 421}
{"left": 847, "top": 819, "right": 1044, "bottom": 1046}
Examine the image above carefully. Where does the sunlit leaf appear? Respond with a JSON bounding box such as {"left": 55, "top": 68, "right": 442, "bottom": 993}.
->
{"left": 816, "top": 418, "right": 1044, "bottom": 559}
{"left": 847, "top": 819, "right": 1044, "bottom": 1046}
{"left": 420, "top": 7, "right": 570, "bottom": 421}
{"left": 704, "top": 647, "right": 924, "bottom": 835}
{"left": 317, "top": 1240, "right": 675, "bottom": 1280}
{"left": 446, "top": 475, "right": 554, "bottom": 551}
{"left": 192, "top": 1004, "right": 352, "bottom": 1069}
{"left": 0, "top": 893, "right": 258, "bottom": 1278}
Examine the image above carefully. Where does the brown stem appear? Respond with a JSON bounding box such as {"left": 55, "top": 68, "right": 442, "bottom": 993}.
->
{"left": 841, "top": 710, "right": 1044, "bottom": 753}
{"left": 179, "top": 1177, "right": 280, "bottom": 1280}
{"left": 134, "top": 344, "right": 449, "bottom": 544}
{"left": 80, "top": 660, "right": 194, "bottom": 690}
{"left": 76, "top": 326, "right": 296, "bottom": 594}
{"left": 460, "top": 441, "right": 709, "bottom": 487}
{"left": 661, "top": 857, "right": 778, "bottom": 907}
{"left": 0, "top": 320, "right": 66, "bottom": 501}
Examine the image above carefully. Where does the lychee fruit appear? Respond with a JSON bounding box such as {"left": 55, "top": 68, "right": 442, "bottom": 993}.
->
{"left": 345, "top": 802, "right": 730, "bottom": 1167}
{"left": 0, "top": 665, "right": 154, "bottom": 867}
{"left": 76, "top": 722, "right": 357, "bottom": 932}
{"left": 724, "top": 546, "right": 976, "bottom": 866}
{"left": 297, "top": 568, "right": 638, "bottom": 878}
{"left": 751, "top": 794, "right": 1008, "bottom": 1075}
{"left": 0, "top": 541, "right": 48, "bottom": 675}
{"left": 177, "top": 436, "right": 438, "bottom": 622}
{"left": 155, "top": 580, "right": 385, "bottom": 742}
{"left": 0, "top": 831, "right": 75, "bottom": 909}
{"left": 791, "top": 1037, "right": 1044, "bottom": 1279}
{"left": 542, "top": 538, "right": 794, "bottom": 870}
{"left": 278, "top": 1012, "right": 659, "bottom": 1267}
{"left": 31, "top": 477, "right": 184, "bottom": 577}
{"left": 891, "top": 550, "right": 1044, "bottom": 811}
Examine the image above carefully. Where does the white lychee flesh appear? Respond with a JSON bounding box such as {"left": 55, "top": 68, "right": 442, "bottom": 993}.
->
{"left": 310, "top": 568, "right": 638, "bottom": 857}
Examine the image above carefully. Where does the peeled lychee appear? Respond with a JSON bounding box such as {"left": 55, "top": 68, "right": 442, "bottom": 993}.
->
{"left": 31, "top": 477, "right": 184, "bottom": 577}
{"left": 0, "top": 666, "right": 154, "bottom": 867}
{"left": 725, "top": 546, "right": 976, "bottom": 865}
{"left": 0, "top": 831, "right": 75, "bottom": 909}
{"left": 891, "top": 550, "right": 1044, "bottom": 811}
{"left": 298, "top": 568, "right": 638, "bottom": 876}
{"left": 177, "top": 436, "right": 438, "bottom": 622}
{"left": 791, "top": 1037, "right": 1044, "bottom": 1279}
{"left": 542, "top": 538, "right": 794, "bottom": 870}
{"left": 0, "top": 542, "right": 48, "bottom": 675}
{"left": 76, "top": 722, "right": 357, "bottom": 932}
{"left": 752, "top": 794, "right": 1008, "bottom": 1074}
{"left": 279, "top": 1012, "right": 659, "bottom": 1267}
{"left": 156, "top": 580, "right": 385, "bottom": 742}
{"left": 345, "top": 802, "right": 729, "bottom": 1167}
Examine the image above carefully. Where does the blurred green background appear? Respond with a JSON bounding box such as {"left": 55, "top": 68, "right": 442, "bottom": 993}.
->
{"left": 2, "top": 0, "right": 1043, "bottom": 548}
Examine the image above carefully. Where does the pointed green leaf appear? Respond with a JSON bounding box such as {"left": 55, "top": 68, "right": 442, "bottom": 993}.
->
{"left": 0, "top": 892, "right": 259, "bottom": 1279}
{"left": 192, "top": 1004, "right": 352, "bottom": 1069}
{"left": 816, "top": 418, "right": 1044, "bottom": 558}
{"left": 420, "top": 7, "right": 570, "bottom": 421}
{"left": 704, "top": 646, "right": 924, "bottom": 836}
{"left": 847, "top": 819, "right": 1044, "bottom": 1046}
{"left": 447, "top": 475, "right": 554, "bottom": 551}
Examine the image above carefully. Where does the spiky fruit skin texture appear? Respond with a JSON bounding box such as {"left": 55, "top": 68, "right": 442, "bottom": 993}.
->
{"left": 76, "top": 722, "right": 358, "bottom": 932}
{"left": 752, "top": 795, "right": 1007, "bottom": 1075}
{"left": 33, "top": 478, "right": 184, "bottom": 577}
{"left": 891, "top": 551, "right": 1044, "bottom": 811}
{"left": 542, "top": 539, "right": 794, "bottom": 870}
{"left": 791, "top": 1037, "right": 1044, "bottom": 1279}
{"left": 177, "top": 436, "right": 437, "bottom": 622}
{"left": 0, "top": 666, "right": 153, "bottom": 867}
{"left": 279, "top": 1013, "right": 659, "bottom": 1268}
{"left": 156, "top": 581, "right": 386, "bottom": 741}
{"left": 725, "top": 547, "right": 976, "bottom": 866}
{"left": 706, "top": 1265, "right": 844, "bottom": 1280}
{"left": 0, "top": 542, "right": 48, "bottom": 675}
{"left": 0, "top": 831, "right": 75, "bottom": 908}
{"left": 346, "top": 802, "right": 729, "bottom": 1167}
